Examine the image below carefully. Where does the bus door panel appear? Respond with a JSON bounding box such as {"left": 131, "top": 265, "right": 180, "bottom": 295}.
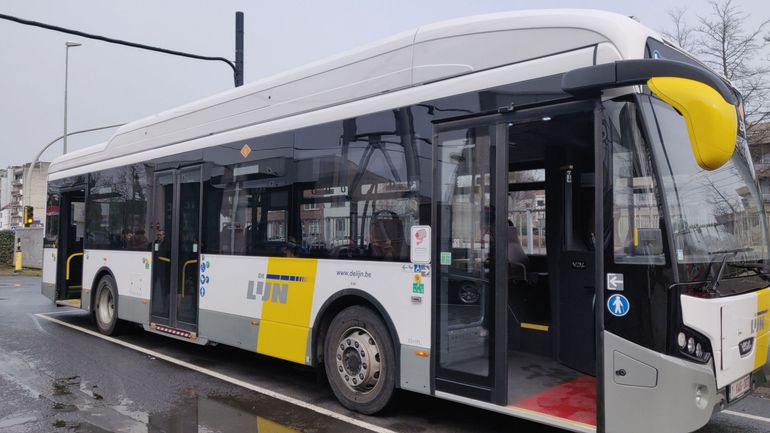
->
{"left": 434, "top": 117, "right": 507, "bottom": 404}
{"left": 150, "top": 167, "right": 202, "bottom": 332}
{"left": 56, "top": 189, "right": 85, "bottom": 301}
{"left": 151, "top": 172, "right": 174, "bottom": 324}
{"left": 176, "top": 168, "right": 202, "bottom": 328}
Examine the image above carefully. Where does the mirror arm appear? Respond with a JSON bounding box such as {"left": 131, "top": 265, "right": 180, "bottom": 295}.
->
{"left": 561, "top": 59, "right": 737, "bottom": 105}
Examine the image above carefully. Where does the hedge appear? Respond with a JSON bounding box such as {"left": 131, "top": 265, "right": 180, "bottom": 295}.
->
{"left": 0, "top": 230, "right": 15, "bottom": 266}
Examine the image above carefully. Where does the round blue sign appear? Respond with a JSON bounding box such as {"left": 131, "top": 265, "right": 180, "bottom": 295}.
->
{"left": 199, "top": 286, "right": 206, "bottom": 297}
{"left": 200, "top": 263, "right": 206, "bottom": 272}
{"left": 200, "top": 275, "right": 206, "bottom": 284}
{"left": 607, "top": 294, "right": 630, "bottom": 317}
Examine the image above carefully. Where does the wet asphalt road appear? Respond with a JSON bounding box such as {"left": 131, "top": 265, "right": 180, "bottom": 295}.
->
{"left": 1, "top": 276, "right": 769, "bottom": 433}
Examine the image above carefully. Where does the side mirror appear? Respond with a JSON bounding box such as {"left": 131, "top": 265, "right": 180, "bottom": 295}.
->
{"left": 647, "top": 77, "right": 737, "bottom": 170}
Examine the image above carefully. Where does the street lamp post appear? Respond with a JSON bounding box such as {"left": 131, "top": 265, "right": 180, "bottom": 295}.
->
{"left": 63, "top": 41, "right": 81, "bottom": 155}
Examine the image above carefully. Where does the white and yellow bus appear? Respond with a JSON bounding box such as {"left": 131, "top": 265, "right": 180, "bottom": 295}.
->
{"left": 42, "top": 10, "right": 769, "bottom": 433}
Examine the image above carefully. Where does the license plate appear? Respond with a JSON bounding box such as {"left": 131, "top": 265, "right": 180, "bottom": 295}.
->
{"left": 728, "top": 375, "right": 751, "bottom": 402}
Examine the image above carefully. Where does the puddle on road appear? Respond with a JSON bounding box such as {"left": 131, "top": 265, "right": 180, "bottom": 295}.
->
{"left": 145, "top": 394, "right": 306, "bottom": 433}
{"left": 53, "top": 376, "right": 80, "bottom": 396}
{"left": 46, "top": 385, "right": 364, "bottom": 433}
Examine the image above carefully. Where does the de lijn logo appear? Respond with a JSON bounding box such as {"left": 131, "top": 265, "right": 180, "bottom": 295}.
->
{"left": 607, "top": 294, "right": 630, "bottom": 317}
{"left": 246, "top": 273, "right": 304, "bottom": 304}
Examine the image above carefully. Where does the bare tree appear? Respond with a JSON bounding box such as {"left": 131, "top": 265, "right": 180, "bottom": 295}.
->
{"left": 662, "top": 7, "right": 697, "bottom": 53}
{"left": 665, "top": 0, "right": 770, "bottom": 138}
{"left": 697, "top": 1, "right": 770, "bottom": 132}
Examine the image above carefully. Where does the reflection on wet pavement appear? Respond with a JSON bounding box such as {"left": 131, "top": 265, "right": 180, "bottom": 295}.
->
{"left": 148, "top": 394, "right": 300, "bottom": 433}
{"left": 0, "top": 345, "right": 338, "bottom": 433}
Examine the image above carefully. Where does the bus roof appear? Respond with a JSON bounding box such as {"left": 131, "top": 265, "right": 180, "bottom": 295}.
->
{"left": 50, "top": 9, "right": 663, "bottom": 175}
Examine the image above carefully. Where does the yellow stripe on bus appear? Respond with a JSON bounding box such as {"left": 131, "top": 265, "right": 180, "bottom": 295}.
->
{"left": 755, "top": 288, "right": 769, "bottom": 370}
{"left": 257, "top": 258, "right": 318, "bottom": 365}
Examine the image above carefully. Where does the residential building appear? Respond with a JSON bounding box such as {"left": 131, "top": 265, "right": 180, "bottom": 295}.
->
{"left": 0, "top": 163, "right": 50, "bottom": 229}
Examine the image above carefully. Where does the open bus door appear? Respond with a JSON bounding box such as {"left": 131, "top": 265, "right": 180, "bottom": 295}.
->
{"left": 54, "top": 188, "right": 86, "bottom": 304}
{"left": 433, "top": 101, "right": 602, "bottom": 430}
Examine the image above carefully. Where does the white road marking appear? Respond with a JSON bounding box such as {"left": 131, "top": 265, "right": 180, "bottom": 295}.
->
{"left": 27, "top": 313, "right": 48, "bottom": 334}
{"left": 723, "top": 410, "right": 770, "bottom": 424}
{"left": 35, "top": 313, "right": 396, "bottom": 433}
{"left": 41, "top": 308, "right": 84, "bottom": 315}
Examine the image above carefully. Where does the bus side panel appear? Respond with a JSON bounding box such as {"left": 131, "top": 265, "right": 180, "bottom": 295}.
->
{"left": 42, "top": 247, "right": 58, "bottom": 301}
{"left": 198, "top": 254, "right": 266, "bottom": 353}
{"left": 312, "top": 258, "right": 432, "bottom": 394}
{"left": 82, "top": 249, "right": 152, "bottom": 324}
{"left": 196, "top": 253, "right": 432, "bottom": 394}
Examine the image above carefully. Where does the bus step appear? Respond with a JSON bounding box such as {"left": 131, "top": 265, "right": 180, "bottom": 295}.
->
{"left": 147, "top": 323, "right": 207, "bottom": 345}
{"left": 56, "top": 299, "right": 81, "bottom": 308}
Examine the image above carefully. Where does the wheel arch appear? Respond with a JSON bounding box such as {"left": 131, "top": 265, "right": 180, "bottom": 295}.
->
{"left": 311, "top": 289, "right": 401, "bottom": 386}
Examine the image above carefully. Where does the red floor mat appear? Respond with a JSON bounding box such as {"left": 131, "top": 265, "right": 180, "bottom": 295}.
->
{"left": 511, "top": 376, "right": 597, "bottom": 426}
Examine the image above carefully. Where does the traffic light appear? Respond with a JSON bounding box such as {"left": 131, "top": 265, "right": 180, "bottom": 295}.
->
{"left": 23, "top": 206, "right": 33, "bottom": 227}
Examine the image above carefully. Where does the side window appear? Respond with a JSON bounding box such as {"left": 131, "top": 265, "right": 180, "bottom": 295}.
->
{"left": 44, "top": 191, "right": 60, "bottom": 248}
{"left": 202, "top": 133, "right": 292, "bottom": 257}
{"left": 125, "top": 165, "right": 151, "bottom": 251}
{"left": 294, "top": 111, "right": 420, "bottom": 261}
{"left": 605, "top": 101, "right": 665, "bottom": 264}
{"left": 86, "top": 165, "right": 151, "bottom": 250}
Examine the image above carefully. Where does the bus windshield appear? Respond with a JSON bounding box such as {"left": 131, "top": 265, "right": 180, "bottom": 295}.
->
{"left": 646, "top": 96, "right": 770, "bottom": 269}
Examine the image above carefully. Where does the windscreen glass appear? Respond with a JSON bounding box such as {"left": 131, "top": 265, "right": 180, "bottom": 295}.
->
{"left": 646, "top": 97, "right": 769, "bottom": 269}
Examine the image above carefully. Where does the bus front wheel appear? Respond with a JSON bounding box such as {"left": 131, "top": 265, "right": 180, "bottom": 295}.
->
{"left": 94, "top": 275, "right": 119, "bottom": 335}
{"left": 324, "top": 305, "right": 395, "bottom": 414}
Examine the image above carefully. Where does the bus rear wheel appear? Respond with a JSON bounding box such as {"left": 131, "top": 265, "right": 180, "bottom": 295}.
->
{"left": 324, "top": 305, "right": 395, "bottom": 415}
{"left": 94, "top": 275, "right": 119, "bottom": 335}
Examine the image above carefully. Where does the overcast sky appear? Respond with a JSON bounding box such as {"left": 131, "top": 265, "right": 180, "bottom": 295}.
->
{"left": 0, "top": 0, "right": 767, "bottom": 166}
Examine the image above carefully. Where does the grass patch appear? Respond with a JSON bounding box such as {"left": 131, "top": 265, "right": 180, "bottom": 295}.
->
{"left": 0, "top": 265, "right": 42, "bottom": 276}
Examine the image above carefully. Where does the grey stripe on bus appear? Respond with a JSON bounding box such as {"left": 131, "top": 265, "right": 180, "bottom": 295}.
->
{"left": 198, "top": 309, "right": 259, "bottom": 353}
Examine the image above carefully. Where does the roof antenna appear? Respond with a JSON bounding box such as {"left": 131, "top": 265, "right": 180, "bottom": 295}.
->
{"left": 628, "top": 16, "right": 640, "bottom": 22}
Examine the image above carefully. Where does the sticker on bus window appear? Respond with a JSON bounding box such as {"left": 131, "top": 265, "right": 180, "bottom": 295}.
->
{"left": 410, "top": 226, "right": 431, "bottom": 264}
{"left": 607, "top": 294, "right": 630, "bottom": 317}
{"left": 440, "top": 252, "right": 451, "bottom": 266}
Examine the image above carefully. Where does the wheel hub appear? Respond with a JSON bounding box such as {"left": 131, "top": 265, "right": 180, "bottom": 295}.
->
{"left": 335, "top": 327, "right": 381, "bottom": 393}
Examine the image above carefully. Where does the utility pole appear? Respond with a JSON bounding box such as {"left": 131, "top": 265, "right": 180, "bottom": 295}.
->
{"left": 235, "top": 11, "right": 244, "bottom": 87}
{"left": 63, "top": 41, "right": 82, "bottom": 154}
{"left": 1, "top": 12, "right": 243, "bottom": 87}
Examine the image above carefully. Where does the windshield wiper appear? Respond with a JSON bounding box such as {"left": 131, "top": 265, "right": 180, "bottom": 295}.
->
{"left": 707, "top": 247, "right": 754, "bottom": 255}
{"left": 702, "top": 252, "right": 737, "bottom": 295}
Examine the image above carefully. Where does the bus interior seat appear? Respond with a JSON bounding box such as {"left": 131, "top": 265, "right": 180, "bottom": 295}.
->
{"left": 369, "top": 210, "right": 404, "bottom": 259}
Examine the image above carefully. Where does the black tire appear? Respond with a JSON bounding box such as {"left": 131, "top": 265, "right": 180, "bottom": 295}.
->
{"left": 457, "top": 282, "right": 480, "bottom": 304}
{"left": 324, "top": 305, "right": 395, "bottom": 415}
{"left": 94, "top": 275, "right": 119, "bottom": 335}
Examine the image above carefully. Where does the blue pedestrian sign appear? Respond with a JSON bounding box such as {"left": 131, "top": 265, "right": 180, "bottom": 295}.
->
{"left": 607, "top": 294, "right": 630, "bottom": 317}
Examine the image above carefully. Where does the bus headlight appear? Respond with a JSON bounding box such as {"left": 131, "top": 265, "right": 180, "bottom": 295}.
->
{"left": 678, "top": 332, "right": 687, "bottom": 349}
{"left": 676, "top": 328, "right": 712, "bottom": 363}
